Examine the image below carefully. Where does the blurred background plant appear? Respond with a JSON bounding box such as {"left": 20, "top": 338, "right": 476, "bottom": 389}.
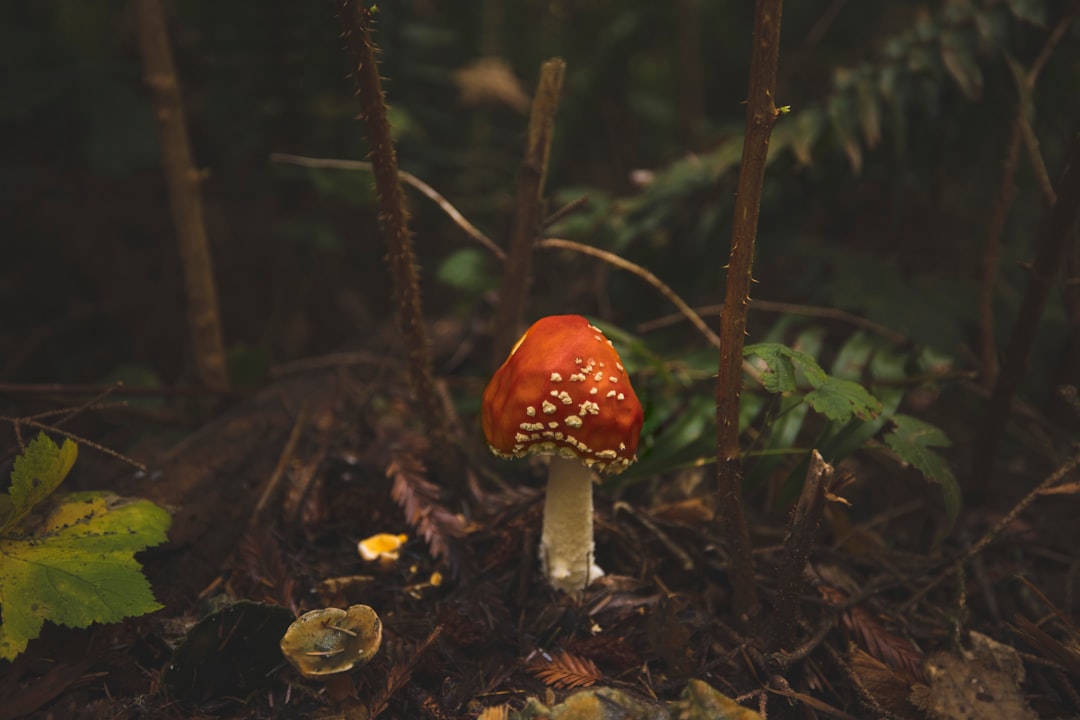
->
{"left": 2, "top": 0, "right": 1077, "bottom": 505}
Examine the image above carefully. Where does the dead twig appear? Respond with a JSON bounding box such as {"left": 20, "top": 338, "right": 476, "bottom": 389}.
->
{"left": 270, "top": 158, "right": 751, "bottom": 378}
{"left": 249, "top": 405, "right": 307, "bottom": 527}
{"left": 906, "top": 451, "right": 1080, "bottom": 612}
{"left": 768, "top": 450, "right": 833, "bottom": 651}
{"left": 1, "top": 415, "right": 146, "bottom": 472}
{"left": 491, "top": 57, "right": 566, "bottom": 362}
{"left": 639, "top": 300, "right": 909, "bottom": 346}
{"left": 542, "top": 195, "right": 590, "bottom": 230}
{"left": 538, "top": 238, "right": 722, "bottom": 348}
{"left": 269, "top": 153, "right": 506, "bottom": 261}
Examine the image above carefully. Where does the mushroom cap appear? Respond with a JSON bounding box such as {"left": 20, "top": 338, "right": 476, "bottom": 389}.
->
{"left": 482, "top": 315, "right": 643, "bottom": 474}
{"left": 279, "top": 604, "right": 382, "bottom": 677}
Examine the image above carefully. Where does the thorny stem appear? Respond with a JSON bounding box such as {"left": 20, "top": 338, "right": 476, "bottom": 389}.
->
{"left": 338, "top": 2, "right": 455, "bottom": 477}
{"left": 133, "top": 0, "right": 229, "bottom": 389}
{"left": 974, "top": 131, "right": 1080, "bottom": 485}
{"left": 715, "top": 0, "right": 784, "bottom": 624}
{"left": 491, "top": 58, "right": 566, "bottom": 364}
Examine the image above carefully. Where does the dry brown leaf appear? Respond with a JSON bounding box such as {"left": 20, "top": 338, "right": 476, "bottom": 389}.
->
{"left": 910, "top": 632, "right": 1037, "bottom": 720}
{"left": 454, "top": 57, "right": 530, "bottom": 113}
{"left": 842, "top": 604, "right": 927, "bottom": 684}
{"left": 818, "top": 573, "right": 927, "bottom": 684}
{"left": 527, "top": 650, "right": 603, "bottom": 690}
{"left": 649, "top": 497, "right": 715, "bottom": 524}
{"left": 849, "top": 645, "right": 922, "bottom": 719}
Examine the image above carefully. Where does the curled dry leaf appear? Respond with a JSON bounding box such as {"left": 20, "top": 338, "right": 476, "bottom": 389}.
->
{"left": 527, "top": 650, "right": 603, "bottom": 690}
{"left": 849, "top": 645, "right": 922, "bottom": 720}
{"left": 909, "top": 632, "right": 1037, "bottom": 720}
{"left": 818, "top": 571, "right": 927, "bottom": 684}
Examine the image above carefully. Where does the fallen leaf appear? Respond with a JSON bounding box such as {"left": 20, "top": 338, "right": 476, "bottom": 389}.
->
{"left": 910, "top": 632, "right": 1037, "bottom": 720}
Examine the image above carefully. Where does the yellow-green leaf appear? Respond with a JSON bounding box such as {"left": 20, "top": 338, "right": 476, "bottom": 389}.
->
{"left": 2, "top": 433, "right": 77, "bottom": 533}
{"left": 0, "top": 490, "right": 171, "bottom": 660}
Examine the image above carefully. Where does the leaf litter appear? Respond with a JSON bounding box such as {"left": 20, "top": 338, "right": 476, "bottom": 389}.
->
{"left": 2, "top": 371, "right": 1080, "bottom": 718}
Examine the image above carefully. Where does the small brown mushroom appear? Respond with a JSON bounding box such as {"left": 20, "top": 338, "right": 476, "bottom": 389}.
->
{"left": 279, "top": 604, "right": 382, "bottom": 678}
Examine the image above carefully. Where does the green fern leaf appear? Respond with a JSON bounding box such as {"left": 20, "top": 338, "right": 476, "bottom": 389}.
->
{"left": 804, "top": 376, "right": 882, "bottom": 422}
{"left": 884, "top": 414, "right": 960, "bottom": 531}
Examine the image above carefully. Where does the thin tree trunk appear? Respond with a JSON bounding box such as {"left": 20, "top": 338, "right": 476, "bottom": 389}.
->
{"left": 133, "top": 0, "right": 229, "bottom": 389}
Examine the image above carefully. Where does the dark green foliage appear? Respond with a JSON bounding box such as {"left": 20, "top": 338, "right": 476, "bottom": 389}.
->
{"left": 885, "top": 414, "right": 961, "bottom": 531}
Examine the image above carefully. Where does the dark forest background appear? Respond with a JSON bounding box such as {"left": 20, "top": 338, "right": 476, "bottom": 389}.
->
{"left": 2, "top": 1, "right": 1080, "bottom": 717}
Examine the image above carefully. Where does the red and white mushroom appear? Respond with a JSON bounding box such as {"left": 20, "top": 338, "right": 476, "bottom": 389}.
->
{"left": 482, "top": 315, "right": 644, "bottom": 594}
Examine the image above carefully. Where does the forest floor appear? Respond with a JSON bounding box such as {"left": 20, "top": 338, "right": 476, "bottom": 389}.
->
{"left": 2, "top": 334, "right": 1079, "bottom": 720}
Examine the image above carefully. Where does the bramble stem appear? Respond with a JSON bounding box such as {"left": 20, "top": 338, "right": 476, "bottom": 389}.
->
{"left": 715, "top": 0, "right": 784, "bottom": 624}
{"left": 338, "top": 2, "right": 454, "bottom": 476}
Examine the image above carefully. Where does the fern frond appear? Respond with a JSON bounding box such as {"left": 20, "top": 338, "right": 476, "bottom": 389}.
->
{"left": 527, "top": 650, "right": 603, "bottom": 689}
{"left": 381, "top": 427, "right": 465, "bottom": 569}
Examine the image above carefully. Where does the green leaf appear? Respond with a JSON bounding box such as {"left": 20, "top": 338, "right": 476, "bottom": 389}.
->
{"left": 2, "top": 433, "right": 77, "bottom": 533}
{"left": 621, "top": 394, "right": 714, "bottom": 480}
{"left": 804, "top": 376, "right": 882, "bottom": 422}
{"left": 883, "top": 414, "right": 960, "bottom": 532}
{"left": 0, "top": 491, "right": 170, "bottom": 660}
{"left": 436, "top": 248, "right": 494, "bottom": 294}
{"left": 744, "top": 342, "right": 827, "bottom": 393}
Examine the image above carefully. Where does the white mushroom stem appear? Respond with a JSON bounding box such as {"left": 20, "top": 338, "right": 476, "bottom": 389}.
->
{"left": 540, "top": 454, "right": 605, "bottom": 594}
